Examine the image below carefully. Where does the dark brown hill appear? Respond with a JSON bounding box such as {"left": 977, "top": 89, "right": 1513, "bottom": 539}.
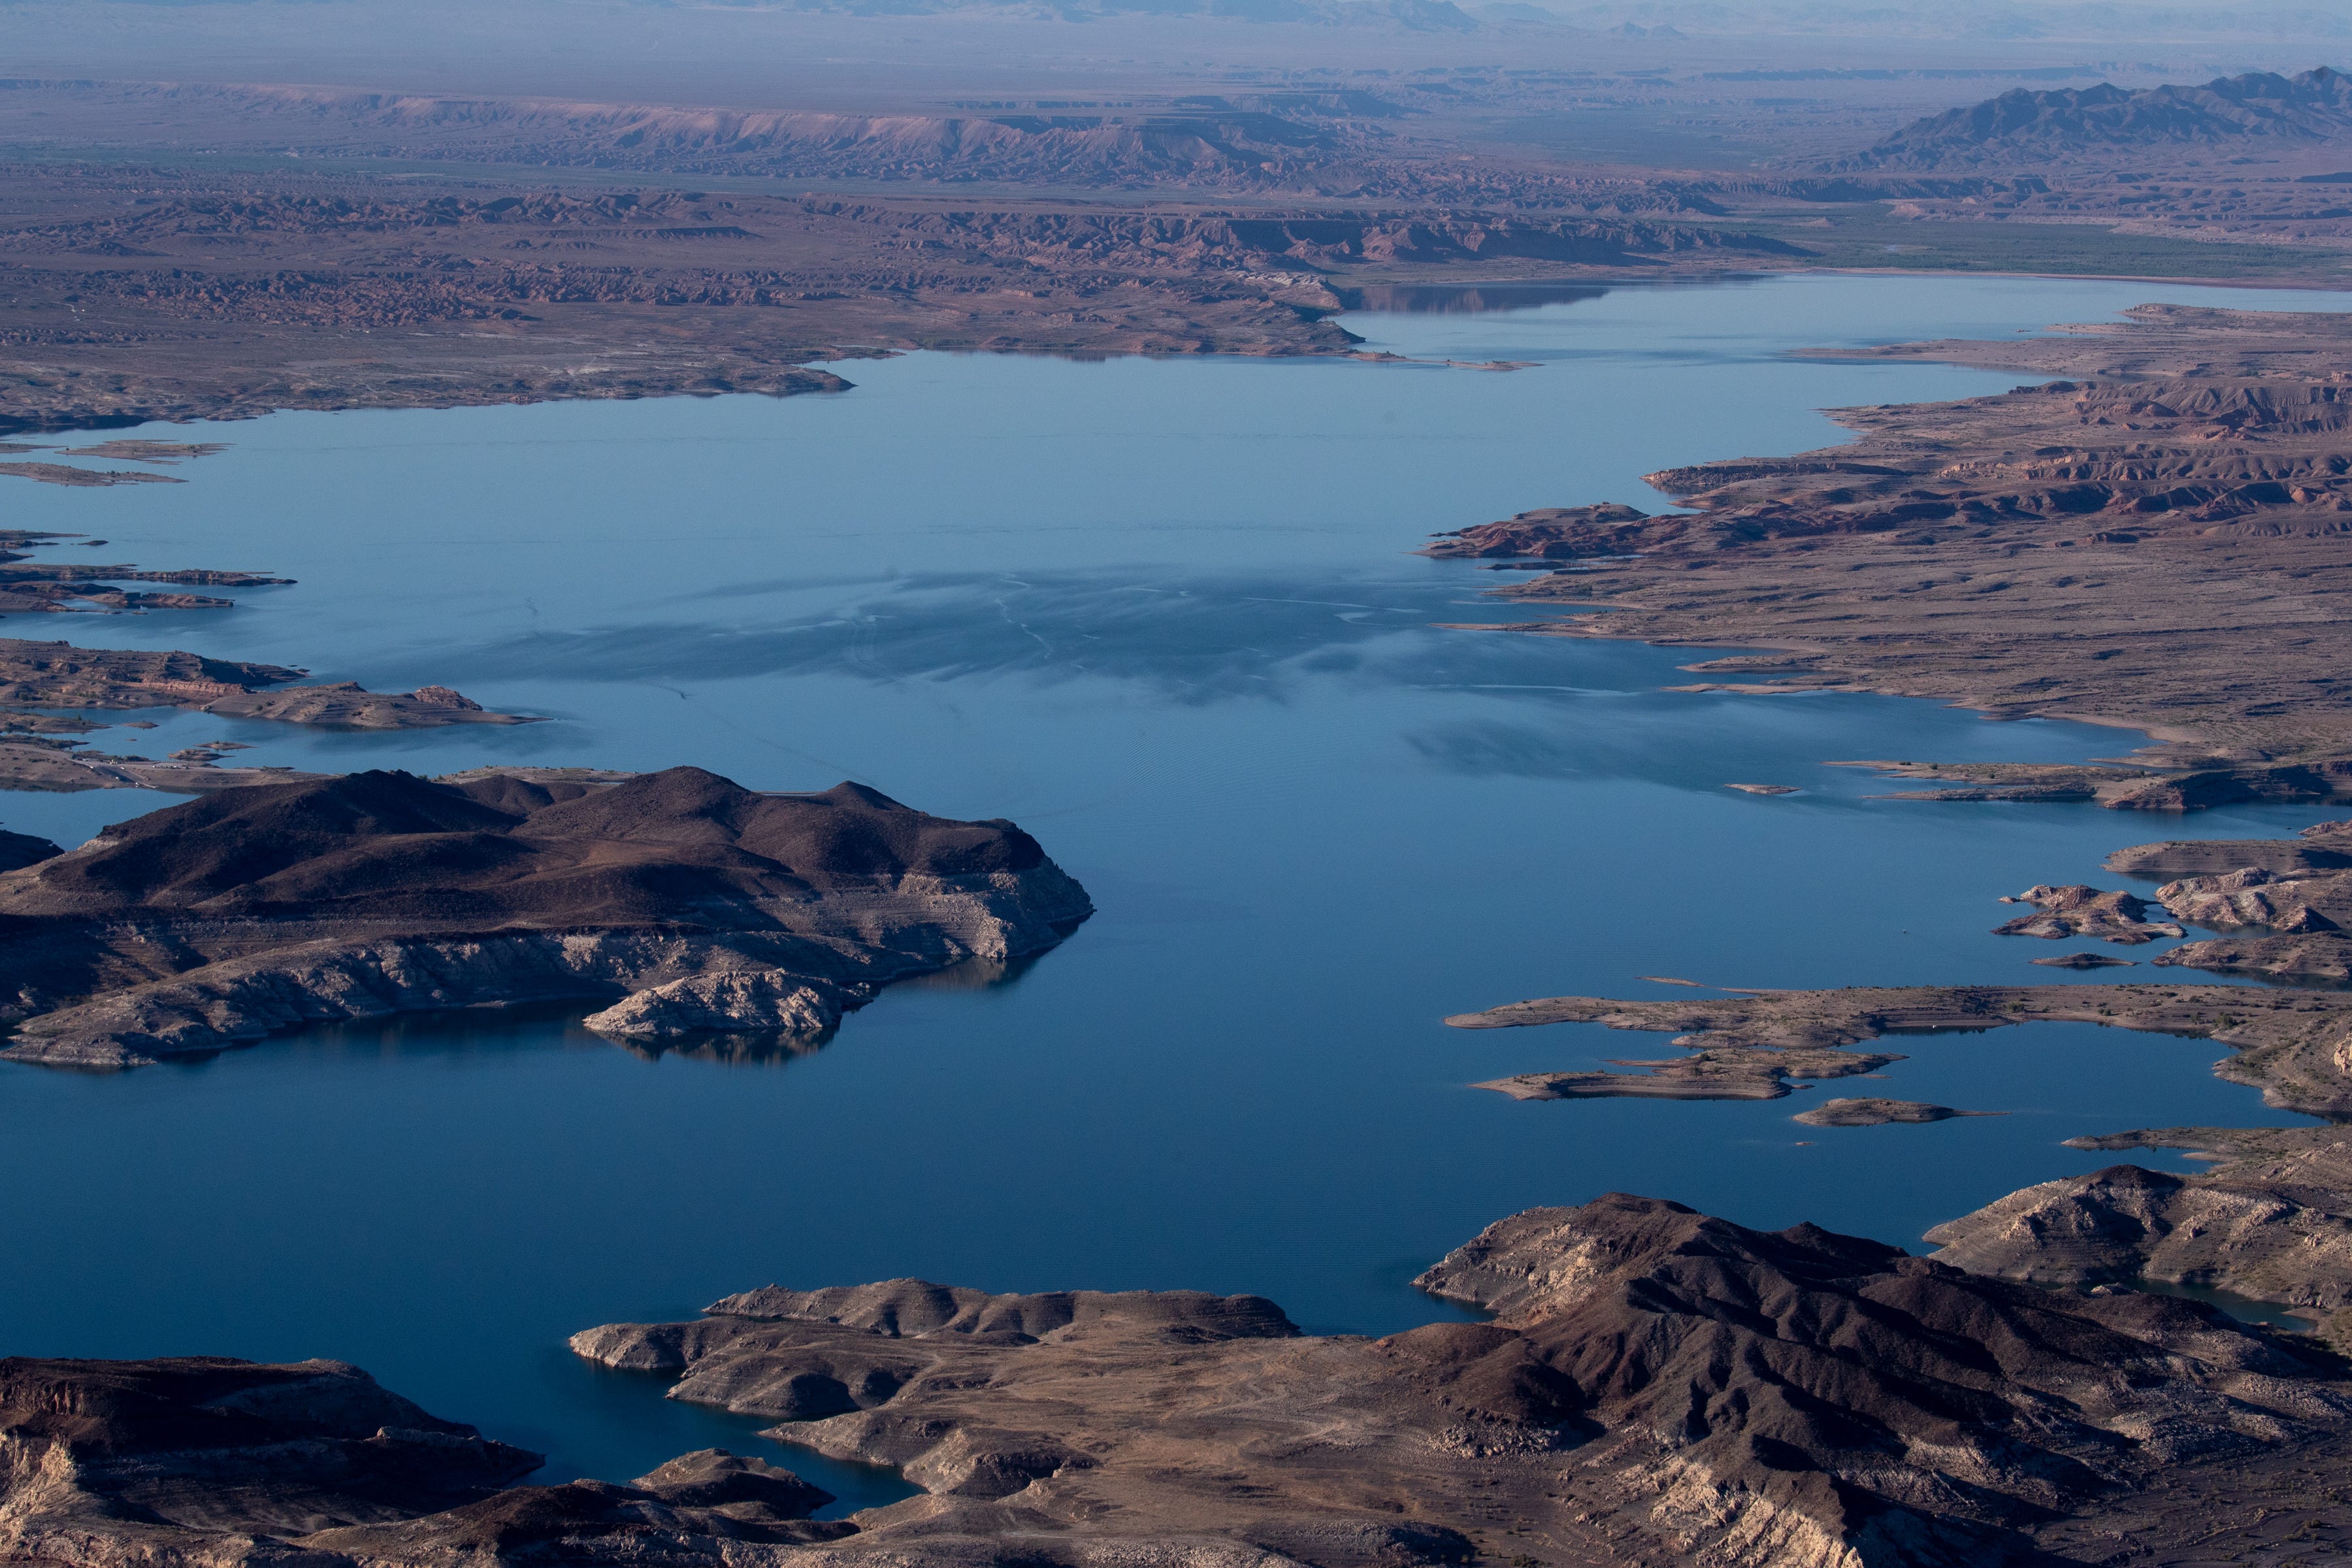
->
{"left": 0, "top": 766, "right": 1088, "bottom": 1068}
{"left": 0, "top": 1357, "right": 850, "bottom": 1567}
{"left": 564, "top": 1192, "right": 2352, "bottom": 1567}
{"left": 0, "top": 1356, "right": 542, "bottom": 1546}
{"left": 17, "top": 768, "right": 1048, "bottom": 923}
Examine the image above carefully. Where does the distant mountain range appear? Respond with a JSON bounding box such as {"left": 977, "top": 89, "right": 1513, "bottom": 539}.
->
{"left": 1842, "top": 67, "right": 2352, "bottom": 169}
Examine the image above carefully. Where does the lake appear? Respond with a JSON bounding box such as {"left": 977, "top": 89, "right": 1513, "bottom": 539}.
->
{"left": 3, "top": 270, "right": 2347, "bottom": 1505}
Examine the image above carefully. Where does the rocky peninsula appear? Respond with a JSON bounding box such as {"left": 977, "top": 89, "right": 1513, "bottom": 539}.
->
{"left": 551, "top": 1192, "right": 2352, "bottom": 1568}
{"left": 0, "top": 637, "right": 537, "bottom": 796}
{"left": 0, "top": 765, "right": 1090, "bottom": 1066}
{"left": 1927, "top": 1126, "right": 2352, "bottom": 1337}
{"left": 1437, "top": 306, "right": 2352, "bottom": 811}
{"left": 1450, "top": 984, "right": 2352, "bottom": 1117}
{"left": 0, "top": 527, "right": 289, "bottom": 613}
{"left": 0, "top": 638, "right": 523, "bottom": 726}
{"left": 0, "top": 1356, "right": 853, "bottom": 1568}
{"left": 0, "top": 526, "right": 540, "bottom": 768}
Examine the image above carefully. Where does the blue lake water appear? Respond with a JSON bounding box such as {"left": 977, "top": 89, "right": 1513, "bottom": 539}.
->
{"left": 3, "top": 271, "right": 2350, "bottom": 1504}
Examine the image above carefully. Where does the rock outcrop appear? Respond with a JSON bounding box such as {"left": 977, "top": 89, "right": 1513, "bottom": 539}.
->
{"left": 1992, "top": 883, "right": 2184, "bottom": 943}
{"left": 0, "top": 766, "right": 1090, "bottom": 1066}
{"left": 571, "top": 1194, "right": 2352, "bottom": 1567}
{"left": 2154, "top": 865, "right": 2352, "bottom": 932}
{"left": 0, "top": 828, "right": 57, "bottom": 871}
{"left": 1418, "top": 502, "right": 1659, "bottom": 559}
{"left": 302, "top": 1452, "right": 854, "bottom": 1563}
{"left": 202, "top": 681, "right": 531, "bottom": 729}
{"left": 1927, "top": 1126, "right": 2352, "bottom": 1335}
{"left": 0, "top": 1356, "right": 851, "bottom": 1567}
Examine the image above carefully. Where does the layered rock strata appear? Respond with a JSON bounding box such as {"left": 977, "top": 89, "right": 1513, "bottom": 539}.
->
{"left": 2155, "top": 866, "right": 2352, "bottom": 933}
{"left": 0, "top": 1356, "right": 544, "bottom": 1561}
{"left": 0, "top": 765, "right": 1090, "bottom": 1066}
{"left": 24, "top": 1194, "right": 2352, "bottom": 1568}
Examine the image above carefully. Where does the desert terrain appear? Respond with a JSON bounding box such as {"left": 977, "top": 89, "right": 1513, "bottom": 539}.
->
{"left": 18, "top": 8, "right": 2352, "bottom": 1567}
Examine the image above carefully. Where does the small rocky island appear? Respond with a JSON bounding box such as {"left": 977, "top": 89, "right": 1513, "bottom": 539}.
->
{"left": 0, "top": 765, "right": 1090, "bottom": 1066}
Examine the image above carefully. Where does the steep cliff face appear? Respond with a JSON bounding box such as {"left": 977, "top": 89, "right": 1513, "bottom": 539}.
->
{"left": 0, "top": 766, "right": 1090, "bottom": 1066}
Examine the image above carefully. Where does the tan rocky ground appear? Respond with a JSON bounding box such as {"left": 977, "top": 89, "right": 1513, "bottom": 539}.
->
{"left": 1929, "top": 1126, "right": 2352, "bottom": 1336}
{"left": 2001, "top": 821, "right": 2352, "bottom": 981}
{"left": 1435, "top": 307, "right": 2352, "bottom": 808}
{"left": 1448, "top": 983, "right": 2352, "bottom": 1118}
{"left": 552, "top": 1195, "right": 2352, "bottom": 1568}
{"left": 0, "top": 158, "right": 1801, "bottom": 433}
{"left": 24, "top": 1198, "right": 2352, "bottom": 1568}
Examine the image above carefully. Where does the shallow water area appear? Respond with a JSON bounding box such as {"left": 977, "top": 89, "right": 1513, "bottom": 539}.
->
{"left": 3, "top": 272, "right": 2349, "bottom": 1490}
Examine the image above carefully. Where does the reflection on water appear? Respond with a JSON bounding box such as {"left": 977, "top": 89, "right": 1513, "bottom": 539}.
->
{"left": 460, "top": 568, "right": 1486, "bottom": 697}
{"left": 618, "top": 1030, "right": 838, "bottom": 1068}
{"left": 1337, "top": 282, "right": 1621, "bottom": 314}
{"left": 5, "top": 273, "right": 2352, "bottom": 1490}
{"left": 1335, "top": 276, "right": 1772, "bottom": 315}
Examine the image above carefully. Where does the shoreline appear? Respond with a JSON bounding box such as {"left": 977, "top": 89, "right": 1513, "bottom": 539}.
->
{"left": 16, "top": 261, "right": 2352, "bottom": 1568}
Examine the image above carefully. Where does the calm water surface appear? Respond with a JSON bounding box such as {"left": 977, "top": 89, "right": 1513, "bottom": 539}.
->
{"left": 5, "top": 272, "right": 2350, "bottom": 1501}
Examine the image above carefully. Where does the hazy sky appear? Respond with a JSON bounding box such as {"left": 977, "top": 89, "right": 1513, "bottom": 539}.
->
{"left": 0, "top": 0, "right": 2334, "bottom": 106}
